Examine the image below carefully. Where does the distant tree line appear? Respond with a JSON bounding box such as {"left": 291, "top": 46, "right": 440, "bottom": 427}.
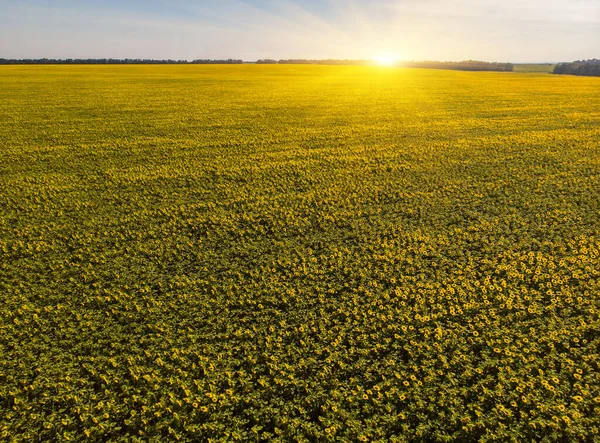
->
{"left": 0, "top": 58, "right": 244, "bottom": 65}
{"left": 553, "top": 59, "right": 600, "bottom": 77}
{"left": 190, "top": 59, "right": 244, "bottom": 64}
{"left": 256, "top": 59, "right": 513, "bottom": 71}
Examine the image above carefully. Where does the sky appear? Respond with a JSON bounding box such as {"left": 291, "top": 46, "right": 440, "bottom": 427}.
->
{"left": 0, "top": 0, "right": 598, "bottom": 62}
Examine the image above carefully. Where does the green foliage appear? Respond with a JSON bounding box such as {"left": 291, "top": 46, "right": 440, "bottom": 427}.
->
{"left": 554, "top": 60, "right": 600, "bottom": 77}
{"left": 1, "top": 65, "right": 599, "bottom": 441}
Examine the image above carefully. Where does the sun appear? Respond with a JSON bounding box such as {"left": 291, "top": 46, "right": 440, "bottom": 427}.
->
{"left": 373, "top": 53, "right": 400, "bottom": 67}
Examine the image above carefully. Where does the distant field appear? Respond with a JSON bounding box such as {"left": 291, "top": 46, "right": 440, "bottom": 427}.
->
{"left": 513, "top": 64, "right": 556, "bottom": 73}
{"left": 1, "top": 65, "right": 599, "bottom": 442}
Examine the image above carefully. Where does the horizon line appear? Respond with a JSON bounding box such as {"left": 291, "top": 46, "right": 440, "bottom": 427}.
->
{"left": 0, "top": 57, "right": 569, "bottom": 64}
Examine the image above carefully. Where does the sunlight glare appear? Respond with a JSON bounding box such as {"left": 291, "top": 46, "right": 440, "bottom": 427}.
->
{"left": 373, "top": 53, "right": 399, "bottom": 67}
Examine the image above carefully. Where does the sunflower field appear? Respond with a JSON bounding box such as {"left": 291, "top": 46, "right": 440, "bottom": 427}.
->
{"left": 1, "top": 65, "right": 599, "bottom": 441}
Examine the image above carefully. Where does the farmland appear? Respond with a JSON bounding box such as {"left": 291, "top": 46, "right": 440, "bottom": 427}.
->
{"left": 1, "top": 65, "right": 599, "bottom": 441}
{"left": 513, "top": 64, "right": 556, "bottom": 73}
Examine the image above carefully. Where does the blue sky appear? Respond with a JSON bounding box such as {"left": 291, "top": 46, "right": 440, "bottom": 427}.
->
{"left": 1, "top": 0, "right": 598, "bottom": 62}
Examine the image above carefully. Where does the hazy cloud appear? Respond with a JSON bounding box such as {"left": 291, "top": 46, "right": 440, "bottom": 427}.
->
{"left": 0, "top": 0, "right": 597, "bottom": 61}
